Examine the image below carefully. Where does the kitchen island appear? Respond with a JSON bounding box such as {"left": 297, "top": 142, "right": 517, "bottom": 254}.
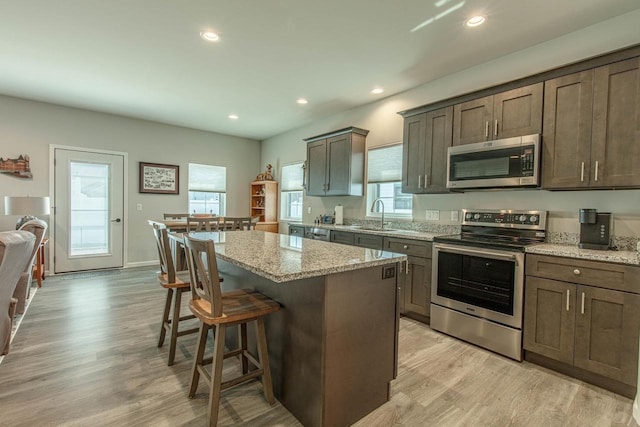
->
{"left": 172, "top": 230, "right": 406, "bottom": 427}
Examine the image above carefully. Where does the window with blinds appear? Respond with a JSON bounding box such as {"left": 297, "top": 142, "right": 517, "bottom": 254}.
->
{"left": 280, "top": 162, "right": 304, "bottom": 221}
{"left": 188, "top": 163, "right": 227, "bottom": 215}
{"left": 366, "top": 144, "right": 412, "bottom": 217}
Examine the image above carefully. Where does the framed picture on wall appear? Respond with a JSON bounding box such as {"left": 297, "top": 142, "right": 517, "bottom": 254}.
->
{"left": 139, "top": 162, "right": 179, "bottom": 194}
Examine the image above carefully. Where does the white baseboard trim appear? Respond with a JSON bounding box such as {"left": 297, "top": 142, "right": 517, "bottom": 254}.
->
{"left": 125, "top": 260, "right": 158, "bottom": 268}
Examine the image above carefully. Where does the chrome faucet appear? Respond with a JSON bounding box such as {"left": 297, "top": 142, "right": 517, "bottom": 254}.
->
{"left": 370, "top": 198, "right": 385, "bottom": 230}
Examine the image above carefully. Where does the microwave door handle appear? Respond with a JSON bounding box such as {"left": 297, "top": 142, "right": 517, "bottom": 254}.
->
{"left": 434, "top": 243, "right": 520, "bottom": 266}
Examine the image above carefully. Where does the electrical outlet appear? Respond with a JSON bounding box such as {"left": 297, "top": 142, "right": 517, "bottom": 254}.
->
{"left": 451, "top": 210, "right": 459, "bottom": 222}
{"left": 426, "top": 210, "right": 440, "bottom": 221}
{"left": 307, "top": 206, "right": 312, "bottom": 214}
{"left": 136, "top": 203, "right": 142, "bottom": 211}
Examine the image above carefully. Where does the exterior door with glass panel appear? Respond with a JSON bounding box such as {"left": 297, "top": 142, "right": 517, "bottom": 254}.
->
{"left": 53, "top": 148, "right": 124, "bottom": 273}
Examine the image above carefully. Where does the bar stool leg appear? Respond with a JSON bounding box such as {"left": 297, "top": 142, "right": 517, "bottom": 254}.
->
{"left": 189, "top": 323, "right": 209, "bottom": 398}
{"left": 158, "top": 288, "right": 173, "bottom": 347}
{"left": 239, "top": 323, "right": 248, "bottom": 374}
{"left": 208, "top": 324, "right": 227, "bottom": 427}
{"left": 168, "top": 287, "right": 183, "bottom": 366}
{"left": 256, "top": 317, "right": 275, "bottom": 404}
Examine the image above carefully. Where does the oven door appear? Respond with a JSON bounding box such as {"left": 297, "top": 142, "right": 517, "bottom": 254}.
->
{"left": 431, "top": 243, "right": 525, "bottom": 329}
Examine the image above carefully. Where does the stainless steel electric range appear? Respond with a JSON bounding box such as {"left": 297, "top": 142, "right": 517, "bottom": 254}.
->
{"left": 431, "top": 209, "right": 547, "bottom": 361}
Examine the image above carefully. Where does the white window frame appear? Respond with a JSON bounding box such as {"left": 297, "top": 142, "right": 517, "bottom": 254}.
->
{"left": 188, "top": 163, "right": 226, "bottom": 216}
{"left": 366, "top": 143, "right": 412, "bottom": 219}
{"left": 280, "top": 161, "right": 304, "bottom": 221}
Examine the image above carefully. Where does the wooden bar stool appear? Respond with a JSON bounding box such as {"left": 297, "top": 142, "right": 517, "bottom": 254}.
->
{"left": 149, "top": 221, "right": 198, "bottom": 365}
{"left": 183, "top": 235, "right": 280, "bottom": 426}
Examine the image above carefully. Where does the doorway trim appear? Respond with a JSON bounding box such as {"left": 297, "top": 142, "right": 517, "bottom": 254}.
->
{"left": 49, "top": 144, "right": 129, "bottom": 274}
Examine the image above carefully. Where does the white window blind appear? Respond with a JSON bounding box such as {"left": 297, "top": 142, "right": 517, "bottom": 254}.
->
{"left": 188, "top": 163, "right": 226, "bottom": 192}
{"left": 367, "top": 144, "right": 402, "bottom": 183}
{"left": 281, "top": 163, "right": 304, "bottom": 191}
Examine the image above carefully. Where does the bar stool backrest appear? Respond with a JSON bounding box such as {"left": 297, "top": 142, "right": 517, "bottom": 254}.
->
{"left": 183, "top": 235, "right": 223, "bottom": 317}
{"left": 149, "top": 221, "right": 177, "bottom": 283}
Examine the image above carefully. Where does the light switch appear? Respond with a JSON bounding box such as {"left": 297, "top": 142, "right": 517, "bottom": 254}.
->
{"left": 307, "top": 206, "right": 312, "bottom": 214}
{"left": 451, "top": 210, "right": 459, "bottom": 221}
{"left": 426, "top": 210, "right": 440, "bottom": 221}
{"left": 136, "top": 203, "right": 142, "bottom": 211}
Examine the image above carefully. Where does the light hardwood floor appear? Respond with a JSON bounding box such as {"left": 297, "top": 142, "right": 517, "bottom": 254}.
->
{"left": 0, "top": 266, "right": 637, "bottom": 426}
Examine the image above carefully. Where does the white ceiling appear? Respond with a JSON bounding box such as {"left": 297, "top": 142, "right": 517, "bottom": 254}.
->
{"left": 1, "top": 1, "right": 639, "bottom": 140}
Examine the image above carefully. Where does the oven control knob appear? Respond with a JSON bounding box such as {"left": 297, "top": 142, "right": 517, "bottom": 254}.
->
{"left": 529, "top": 215, "right": 538, "bottom": 223}
{"left": 466, "top": 213, "right": 472, "bottom": 220}
{"left": 519, "top": 215, "right": 527, "bottom": 222}
{"left": 473, "top": 214, "right": 480, "bottom": 220}
{"left": 573, "top": 269, "right": 581, "bottom": 275}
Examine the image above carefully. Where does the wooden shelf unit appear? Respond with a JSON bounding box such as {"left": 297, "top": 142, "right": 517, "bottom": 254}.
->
{"left": 250, "top": 180, "right": 278, "bottom": 233}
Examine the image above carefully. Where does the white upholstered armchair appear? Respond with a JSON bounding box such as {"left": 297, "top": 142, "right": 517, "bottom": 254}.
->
{"left": 1, "top": 230, "right": 35, "bottom": 355}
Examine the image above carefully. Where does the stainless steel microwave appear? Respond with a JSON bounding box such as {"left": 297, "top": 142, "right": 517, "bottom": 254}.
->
{"left": 446, "top": 134, "right": 540, "bottom": 190}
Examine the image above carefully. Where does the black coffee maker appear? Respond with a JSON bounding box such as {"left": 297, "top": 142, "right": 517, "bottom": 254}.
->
{"left": 578, "top": 208, "right": 612, "bottom": 250}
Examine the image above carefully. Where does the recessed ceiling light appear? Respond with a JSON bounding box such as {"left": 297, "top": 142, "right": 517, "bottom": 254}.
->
{"left": 371, "top": 88, "right": 384, "bottom": 94}
{"left": 228, "top": 114, "right": 239, "bottom": 120}
{"left": 465, "top": 15, "right": 486, "bottom": 27}
{"left": 200, "top": 31, "right": 220, "bottom": 42}
{"left": 297, "top": 98, "right": 308, "bottom": 105}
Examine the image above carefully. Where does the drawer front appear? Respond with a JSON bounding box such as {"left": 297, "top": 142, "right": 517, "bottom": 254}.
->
{"left": 330, "top": 230, "right": 355, "bottom": 245}
{"left": 526, "top": 254, "right": 640, "bottom": 294}
{"left": 354, "top": 233, "right": 383, "bottom": 250}
{"left": 383, "top": 237, "right": 432, "bottom": 258}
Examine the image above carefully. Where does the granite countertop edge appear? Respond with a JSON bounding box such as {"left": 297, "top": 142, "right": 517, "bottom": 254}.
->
{"left": 217, "top": 252, "right": 407, "bottom": 283}
{"left": 525, "top": 243, "right": 640, "bottom": 266}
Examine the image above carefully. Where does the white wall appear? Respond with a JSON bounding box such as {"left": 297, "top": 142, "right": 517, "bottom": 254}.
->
{"left": 0, "top": 95, "right": 261, "bottom": 266}
{"left": 262, "top": 9, "right": 640, "bottom": 238}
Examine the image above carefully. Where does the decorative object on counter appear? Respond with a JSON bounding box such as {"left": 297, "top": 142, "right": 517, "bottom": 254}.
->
{"left": 255, "top": 164, "right": 274, "bottom": 182}
{"left": 578, "top": 208, "right": 612, "bottom": 250}
{"left": 139, "top": 162, "right": 179, "bottom": 194}
{"left": 0, "top": 154, "right": 32, "bottom": 179}
{"left": 4, "top": 196, "right": 50, "bottom": 229}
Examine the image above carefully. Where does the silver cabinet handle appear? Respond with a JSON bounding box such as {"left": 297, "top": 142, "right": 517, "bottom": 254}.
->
{"left": 580, "top": 162, "right": 585, "bottom": 182}
{"left": 494, "top": 119, "right": 498, "bottom": 136}
{"left": 581, "top": 292, "right": 585, "bottom": 315}
{"left": 594, "top": 161, "right": 599, "bottom": 182}
{"left": 573, "top": 268, "right": 580, "bottom": 275}
{"left": 405, "top": 261, "right": 410, "bottom": 275}
{"left": 418, "top": 175, "right": 422, "bottom": 189}
{"left": 424, "top": 175, "right": 429, "bottom": 187}
{"left": 484, "top": 121, "right": 489, "bottom": 138}
{"left": 566, "top": 289, "right": 570, "bottom": 312}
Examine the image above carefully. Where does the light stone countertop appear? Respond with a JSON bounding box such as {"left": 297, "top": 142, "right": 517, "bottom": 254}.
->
{"left": 297, "top": 223, "right": 448, "bottom": 242}
{"left": 176, "top": 230, "right": 407, "bottom": 283}
{"left": 525, "top": 243, "right": 640, "bottom": 265}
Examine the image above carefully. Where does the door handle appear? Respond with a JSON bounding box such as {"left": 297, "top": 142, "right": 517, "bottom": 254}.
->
{"left": 581, "top": 292, "right": 585, "bottom": 315}
{"left": 580, "top": 162, "right": 585, "bottom": 182}
{"left": 566, "top": 289, "right": 570, "bottom": 312}
{"left": 111, "top": 218, "right": 122, "bottom": 223}
{"left": 418, "top": 175, "right": 422, "bottom": 189}
{"left": 594, "top": 161, "right": 599, "bottom": 182}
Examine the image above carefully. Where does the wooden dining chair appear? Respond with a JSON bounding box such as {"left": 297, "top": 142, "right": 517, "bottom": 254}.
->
{"left": 228, "top": 217, "right": 254, "bottom": 231}
{"left": 163, "top": 213, "right": 189, "bottom": 220}
{"left": 149, "top": 221, "right": 198, "bottom": 365}
{"left": 183, "top": 235, "right": 280, "bottom": 426}
{"left": 187, "top": 216, "right": 221, "bottom": 232}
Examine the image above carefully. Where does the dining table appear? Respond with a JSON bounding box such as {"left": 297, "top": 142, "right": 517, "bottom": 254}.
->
{"left": 168, "top": 230, "right": 406, "bottom": 427}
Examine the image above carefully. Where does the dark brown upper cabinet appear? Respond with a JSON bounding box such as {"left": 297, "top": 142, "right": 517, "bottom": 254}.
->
{"left": 452, "top": 83, "right": 543, "bottom": 146}
{"left": 305, "top": 127, "right": 368, "bottom": 196}
{"left": 543, "top": 56, "right": 640, "bottom": 189}
{"left": 402, "top": 106, "right": 453, "bottom": 194}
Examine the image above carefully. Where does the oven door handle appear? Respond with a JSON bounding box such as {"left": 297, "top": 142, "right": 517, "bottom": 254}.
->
{"left": 434, "top": 243, "right": 521, "bottom": 266}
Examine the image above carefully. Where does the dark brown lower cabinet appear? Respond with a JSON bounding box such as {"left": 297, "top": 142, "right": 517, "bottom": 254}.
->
{"left": 524, "top": 254, "right": 640, "bottom": 396}
{"left": 384, "top": 237, "right": 432, "bottom": 323}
